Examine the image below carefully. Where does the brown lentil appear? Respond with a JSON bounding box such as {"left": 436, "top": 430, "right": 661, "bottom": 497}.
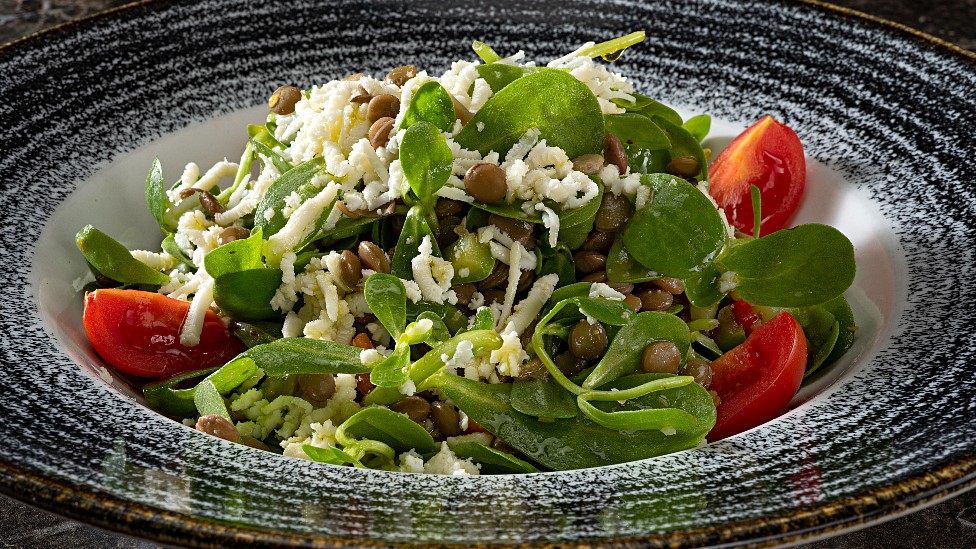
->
{"left": 636, "top": 288, "right": 673, "bottom": 311}
{"left": 358, "top": 241, "right": 390, "bottom": 274}
{"left": 594, "top": 192, "right": 632, "bottom": 232}
{"left": 386, "top": 65, "right": 417, "bottom": 87}
{"left": 608, "top": 282, "right": 634, "bottom": 294}
{"left": 581, "top": 230, "right": 615, "bottom": 253}
{"left": 464, "top": 163, "right": 507, "bottom": 204}
{"left": 298, "top": 374, "right": 336, "bottom": 402}
{"left": 569, "top": 319, "right": 608, "bottom": 361}
{"left": 366, "top": 94, "right": 400, "bottom": 123}
{"left": 268, "top": 85, "right": 302, "bottom": 115}
{"left": 684, "top": 358, "right": 713, "bottom": 388}
{"left": 196, "top": 415, "right": 239, "bottom": 442}
{"left": 216, "top": 226, "right": 250, "bottom": 247}
{"left": 603, "top": 133, "right": 628, "bottom": 173}
{"left": 349, "top": 85, "right": 372, "bottom": 104}
{"left": 517, "top": 357, "right": 550, "bottom": 380}
{"left": 356, "top": 373, "right": 375, "bottom": 397}
{"left": 391, "top": 396, "right": 432, "bottom": 423}
{"left": 574, "top": 250, "right": 607, "bottom": 275}
{"left": 368, "top": 116, "right": 395, "bottom": 149}
{"left": 516, "top": 269, "right": 535, "bottom": 293}
{"left": 488, "top": 214, "right": 535, "bottom": 248}
{"left": 476, "top": 260, "right": 508, "bottom": 290}
{"left": 338, "top": 250, "right": 362, "bottom": 288}
{"left": 622, "top": 293, "right": 642, "bottom": 311}
{"left": 430, "top": 401, "right": 462, "bottom": 437}
{"left": 434, "top": 198, "right": 465, "bottom": 217}
{"left": 452, "top": 283, "right": 477, "bottom": 306}
{"left": 572, "top": 153, "right": 605, "bottom": 175}
{"left": 437, "top": 215, "right": 462, "bottom": 249}
{"left": 653, "top": 276, "right": 686, "bottom": 295}
{"left": 581, "top": 270, "right": 608, "bottom": 283}
{"left": 641, "top": 341, "right": 682, "bottom": 374}
{"left": 179, "top": 188, "right": 225, "bottom": 216}
{"left": 666, "top": 155, "right": 701, "bottom": 179}
{"left": 481, "top": 289, "right": 506, "bottom": 306}
{"left": 554, "top": 352, "right": 587, "bottom": 377}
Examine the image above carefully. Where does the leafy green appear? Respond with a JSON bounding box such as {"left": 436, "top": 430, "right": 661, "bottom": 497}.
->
{"left": 681, "top": 114, "right": 711, "bottom": 143}
{"left": 253, "top": 157, "right": 326, "bottom": 238}
{"left": 400, "top": 120, "right": 453, "bottom": 207}
{"left": 391, "top": 205, "right": 440, "bottom": 279}
{"left": 399, "top": 81, "right": 456, "bottom": 133}
{"left": 471, "top": 40, "right": 502, "bottom": 64}
{"left": 203, "top": 227, "right": 264, "bottom": 279}
{"left": 455, "top": 68, "right": 604, "bottom": 159}
{"left": 449, "top": 442, "right": 540, "bottom": 474}
{"left": 605, "top": 113, "right": 671, "bottom": 150}
{"left": 364, "top": 274, "right": 408, "bottom": 339}
{"left": 653, "top": 115, "right": 709, "bottom": 181}
{"left": 144, "top": 358, "right": 257, "bottom": 417}
{"left": 143, "top": 158, "right": 176, "bottom": 233}
{"left": 244, "top": 338, "right": 368, "bottom": 376}
{"left": 510, "top": 376, "right": 578, "bottom": 419}
{"left": 621, "top": 174, "right": 727, "bottom": 279}
{"left": 212, "top": 269, "right": 282, "bottom": 321}
{"left": 583, "top": 312, "right": 690, "bottom": 390}
{"left": 75, "top": 225, "right": 172, "bottom": 286}
{"left": 717, "top": 224, "right": 856, "bottom": 307}
{"left": 193, "top": 380, "right": 233, "bottom": 421}
{"left": 606, "top": 236, "right": 658, "bottom": 284}
{"left": 556, "top": 177, "right": 604, "bottom": 249}
{"left": 336, "top": 407, "right": 437, "bottom": 454}
{"left": 302, "top": 444, "right": 363, "bottom": 467}
{"left": 369, "top": 345, "right": 411, "bottom": 388}
{"left": 446, "top": 232, "right": 495, "bottom": 284}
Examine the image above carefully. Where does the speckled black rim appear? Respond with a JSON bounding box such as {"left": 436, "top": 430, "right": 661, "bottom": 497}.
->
{"left": 1, "top": 0, "right": 974, "bottom": 547}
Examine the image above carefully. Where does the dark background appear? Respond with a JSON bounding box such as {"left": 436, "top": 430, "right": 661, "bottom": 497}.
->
{"left": 1, "top": 0, "right": 974, "bottom": 547}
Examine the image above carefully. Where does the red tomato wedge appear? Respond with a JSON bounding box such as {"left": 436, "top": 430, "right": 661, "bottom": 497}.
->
{"left": 709, "top": 115, "right": 806, "bottom": 236}
{"left": 83, "top": 289, "right": 245, "bottom": 378}
{"left": 708, "top": 312, "right": 807, "bottom": 441}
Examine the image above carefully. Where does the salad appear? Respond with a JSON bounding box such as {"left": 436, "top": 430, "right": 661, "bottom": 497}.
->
{"left": 75, "top": 32, "right": 857, "bottom": 475}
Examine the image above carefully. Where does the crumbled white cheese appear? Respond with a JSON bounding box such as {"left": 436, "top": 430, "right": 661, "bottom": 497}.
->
{"left": 360, "top": 348, "right": 384, "bottom": 366}
{"left": 265, "top": 181, "right": 340, "bottom": 266}
{"left": 131, "top": 250, "right": 178, "bottom": 272}
{"left": 442, "top": 340, "right": 475, "bottom": 371}
{"left": 411, "top": 236, "right": 455, "bottom": 304}
{"left": 504, "top": 273, "right": 559, "bottom": 336}
{"left": 535, "top": 203, "right": 560, "bottom": 248}
{"left": 588, "top": 282, "right": 625, "bottom": 301}
{"left": 178, "top": 276, "right": 214, "bottom": 347}
{"left": 719, "top": 271, "right": 739, "bottom": 294}
{"left": 490, "top": 329, "right": 528, "bottom": 378}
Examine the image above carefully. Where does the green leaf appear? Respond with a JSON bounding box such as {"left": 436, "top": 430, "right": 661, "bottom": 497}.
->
{"left": 337, "top": 407, "right": 437, "bottom": 454}
{"left": 621, "top": 174, "right": 727, "bottom": 279}
{"left": 391, "top": 205, "right": 439, "bottom": 279}
{"left": 682, "top": 114, "right": 711, "bottom": 143}
{"left": 449, "top": 441, "right": 540, "bottom": 474}
{"left": 538, "top": 245, "right": 576, "bottom": 288}
{"left": 577, "top": 395, "right": 697, "bottom": 431}
{"left": 653, "top": 115, "right": 709, "bottom": 181}
{"left": 228, "top": 320, "right": 282, "bottom": 348}
{"left": 302, "top": 444, "right": 363, "bottom": 467}
{"left": 143, "top": 357, "right": 257, "bottom": 417}
{"left": 364, "top": 273, "right": 407, "bottom": 339}
{"left": 612, "top": 93, "right": 683, "bottom": 127}
{"left": 433, "top": 371, "right": 714, "bottom": 471}
{"left": 475, "top": 64, "right": 534, "bottom": 93}
{"left": 143, "top": 158, "right": 176, "bottom": 233}
{"left": 75, "top": 225, "right": 172, "bottom": 286}
{"left": 470, "top": 307, "right": 495, "bottom": 332}
{"left": 471, "top": 40, "right": 502, "bottom": 64}
{"left": 510, "top": 376, "right": 578, "bottom": 419}
{"left": 821, "top": 296, "right": 856, "bottom": 367}
{"left": 399, "top": 81, "right": 456, "bottom": 133}
{"left": 575, "top": 297, "right": 635, "bottom": 326}
{"left": 605, "top": 113, "right": 671, "bottom": 150}
{"left": 204, "top": 227, "right": 264, "bottom": 279}
{"left": 245, "top": 338, "right": 368, "bottom": 376}
{"left": 416, "top": 311, "right": 451, "bottom": 346}
{"left": 576, "top": 31, "right": 646, "bottom": 60}
{"left": 369, "top": 345, "right": 411, "bottom": 388}
{"left": 446, "top": 232, "right": 495, "bottom": 284}
{"left": 583, "top": 312, "right": 690, "bottom": 390}
{"left": 683, "top": 262, "right": 726, "bottom": 308}
{"left": 455, "top": 68, "right": 604, "bottom": 160}
{"left": 193, "top": 380, "right": 232, "bottom": 421}
{"left": 606, "top": 236, "right": 658, "bottom": 284}
{"left": 717, "top": 224, "right": 856, "bottom": 307}
{"left": 161, "top": 234, "right": 194, "bottom": 268}
{"left": 400, "top": 121, "right": 454, "bottom": 204}
{"left": 253, "top": 157, "right": 326, "bottom": 238}
{"left": 468, "top": 201, "right": 543, "bottom": 223}
{"left": 212, "top": 268, "right": 282, "bottom": 321}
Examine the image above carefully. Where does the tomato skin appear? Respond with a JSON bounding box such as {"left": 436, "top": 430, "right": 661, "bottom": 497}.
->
{"left": 709, "top": 116, "right": 806, "bottom": 236}
{"left": 708, "top": 312, "right": 807, "bottom": 441}
{"left": 83, "top": 289, "right": 245, "bottom": 378}
{"left": 731, "top": 300, "right": 762, "bottom": 335}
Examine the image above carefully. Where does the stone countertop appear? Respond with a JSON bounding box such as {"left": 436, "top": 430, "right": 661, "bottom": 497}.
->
{"left": 1, "top": 0, "right": 975, "bottom": 547}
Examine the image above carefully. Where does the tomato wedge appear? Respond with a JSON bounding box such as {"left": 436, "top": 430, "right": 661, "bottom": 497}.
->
{"left": 708, "top": 312, "right": 807, "bottom": 441}
{"left": 83, "top": 289, "right": 245, "bottom": 378}
{"left": 709, "top": 115, "right": 806, "bottom": 236}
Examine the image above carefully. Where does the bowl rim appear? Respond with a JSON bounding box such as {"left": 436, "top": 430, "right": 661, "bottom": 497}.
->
{"left": 2, "top": 0, "right": 975, "bottom": 546}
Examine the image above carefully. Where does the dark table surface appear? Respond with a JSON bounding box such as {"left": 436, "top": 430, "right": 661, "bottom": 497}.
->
{"left": 1, "top": 1, "right": 975, "bottom": 547}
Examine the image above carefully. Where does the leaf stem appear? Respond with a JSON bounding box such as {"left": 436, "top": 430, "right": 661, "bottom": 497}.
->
{"left": 577, "top": 31, "right": 646, "bottom": 60}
